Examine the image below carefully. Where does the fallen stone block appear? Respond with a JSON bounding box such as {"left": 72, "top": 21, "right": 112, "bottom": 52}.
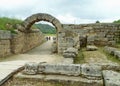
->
{"left": 38, "top": 64, "right": 81, "bottom": 76}
{"left": 98, "top": 63, "right": 120, "bottom": 72}
{"left": 66, "top": 47, "right": 78, "bottom": 54}
{"left": 114, "top": 50, "right": 120, "bottom": 60}
{"left": 63, "top": 47, "right": 78, "bottom": 58}
{"left": 86, "top": 45, "right": 98, "bottom": 51}
{"left": 104, "top": 46, "right": 117, "bottom": 55}
{"left": 23, "top": 62, "right": 38, "bottom": 75}
{"left": 103, "top": 70, "right": 120, "bottom": 86}
{"left": 63, "top": 52, "right": 76, "bottom": 58}
{"left": 81, "top": 64, "right": 102, "bottom": 80}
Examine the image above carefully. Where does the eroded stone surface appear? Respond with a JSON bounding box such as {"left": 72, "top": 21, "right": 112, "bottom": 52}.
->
{"left": 104, "top": 46, "right": 117, "bottom": 55}
{"left": 23, "top": 62, "right": 38, "bottom": 75}
{"left": 86, "top": 45, "right": 98, "bottom": 51}
{"left": 103, "top": 70, "right": 120, "bottom": 86}
{"left": 81, "top": 64, "right": 102, "bottom": 80}
{"left": 38, "top": 64, "right": 81, "bottom": 76}
{"left": 63, "top": 47, "right": 78, "bottom": 58}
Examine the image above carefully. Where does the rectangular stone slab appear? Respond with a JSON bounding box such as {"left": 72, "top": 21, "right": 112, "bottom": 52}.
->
{"left": 38, "top": 64, "right": 81, "bottom": 76}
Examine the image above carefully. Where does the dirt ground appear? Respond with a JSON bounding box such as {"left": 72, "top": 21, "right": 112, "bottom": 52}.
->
{"left": 0, "top": 39, "right": 64, "bottom": 64}
{"left": 83, "top": 48, "right": 119, "bottom": 64}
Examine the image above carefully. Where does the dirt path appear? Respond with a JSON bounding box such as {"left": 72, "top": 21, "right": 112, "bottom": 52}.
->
{"left": 0, "top": 39, "right": 68, "bottom": 64}
{"left": 83, "top": 49, "right": 118, "bottom": 64}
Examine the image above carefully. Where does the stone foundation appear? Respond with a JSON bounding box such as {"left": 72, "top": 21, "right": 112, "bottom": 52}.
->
{"left": 58, "top": 23, "right": 120, "bottom": 53}
{"left": 0, "top": 29, "right": 44, "bottom": 57}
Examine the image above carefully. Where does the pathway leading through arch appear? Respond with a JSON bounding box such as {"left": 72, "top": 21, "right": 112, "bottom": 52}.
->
{"left": 0, "top": 40, "right": 73, "bottom": 64}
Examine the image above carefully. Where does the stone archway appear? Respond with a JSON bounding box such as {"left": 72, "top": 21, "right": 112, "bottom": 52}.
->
{"left": 22, "top": 13, "right": 62, "bottom": 33}
{"left": 18, "top": 13, "right": 63, "bottom": 53}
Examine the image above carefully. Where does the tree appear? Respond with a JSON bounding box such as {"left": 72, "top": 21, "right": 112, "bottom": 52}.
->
{"left": 113, "top": 19, "right": 120, "bottom": 23}
{"left": 96, "top": 20, "right": 100, "bottom": 23}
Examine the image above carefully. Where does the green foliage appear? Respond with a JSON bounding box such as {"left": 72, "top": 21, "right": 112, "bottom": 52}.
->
{"left": 96, "top": 20, "right": 100, "bottom": 23}
{"left": 74, "top": 50, "right": 85, "bottom": 64}
{"left": 113, "top": 19, "right": 120, "bottom": 23}
{"left": 0, "top": 17, "right": 22, "bottom": 34}
{"left": 35, "top": 23, "right": 56, "bottom": 34}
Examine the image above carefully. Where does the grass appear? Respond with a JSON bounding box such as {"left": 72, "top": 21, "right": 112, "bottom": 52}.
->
{"left": 0, "top": 17, "right": 22, "bottom": 34}
{"left": 74, "top": 50, "right": 85, "bottom": 64}
{"left": 44, "top": 34, "right": 56, "bottom": 36}
{"left": 99, "top": 47, "right": 120, "bottom": 64}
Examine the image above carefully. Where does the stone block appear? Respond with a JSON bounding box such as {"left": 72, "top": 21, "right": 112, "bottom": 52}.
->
{"left": 0, "top": 30, "right": 11, "bottom": 39}
{"left": 114, "top": 51, "right": 120, "bottom": 60}
{"left": 104, "top": 46, "right": 117, "bottom": 55}
{"left": 38, "top": 64, "right": 81, "bottom": 76}
{"left": 23, "top": 62, "right": 38, "bottom": 75}
{"left": 63, "top": 52, "right": 76, "bottom": 58}
{"left": 103, "top": 70, "right": 120, "bottom": 86}
{"left": 86, "top": 45, "right": 98, "bottom": 51}
{"left": 81, "top": 64, "right": 102, "bottom": 80}
{"left": 99, "top": 63, "right": 120, "bottom": 71}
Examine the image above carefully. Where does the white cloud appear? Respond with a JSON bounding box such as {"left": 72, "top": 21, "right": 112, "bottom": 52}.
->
{"left": 0, "top": 0, "right": 120, "bottom": 23}
{"left": 56, "top": 14, "right": 77, "bottom": 24}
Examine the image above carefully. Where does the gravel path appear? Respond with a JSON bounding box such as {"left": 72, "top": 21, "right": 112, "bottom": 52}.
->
{"left": 0, "top": 40, "right": 68, "bottom": 64}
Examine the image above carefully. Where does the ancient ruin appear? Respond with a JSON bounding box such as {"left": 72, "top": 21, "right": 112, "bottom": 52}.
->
{"left": 0, "top": 13, "right": 120, "bottom": 86}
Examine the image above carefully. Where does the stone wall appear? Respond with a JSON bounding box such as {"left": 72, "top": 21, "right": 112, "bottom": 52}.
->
{"left": 0, "top": 30, "right": 11, "bottom": 57}
{"left": 58, "top": 23, "right": 120, "bottom": 53}
{"left": 22, "top": 62, "right": 120, "bottom": 86}
{"left": 0, "top": 29, "right": 44, "bottom": 57}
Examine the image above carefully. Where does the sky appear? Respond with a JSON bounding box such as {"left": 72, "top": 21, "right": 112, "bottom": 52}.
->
{"left": 0, "top": 0, "right": 120, "bottom": 24}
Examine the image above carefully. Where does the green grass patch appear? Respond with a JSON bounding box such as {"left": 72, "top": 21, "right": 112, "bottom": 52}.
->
{"left": 44, "top": 34, "right": 56, "bottom": 36}
{"left": 99, "top": 47, "right": 120, "bottom": 64}
{"left": 74, "top": 50, "right": 85, "bottom": 64}
{"left": 0, "top": 17, "right": 22, "bottom": 34}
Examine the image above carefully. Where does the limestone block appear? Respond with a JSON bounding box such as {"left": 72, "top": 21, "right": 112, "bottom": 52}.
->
{"left": 0, "top": 30, "right": 11, "bottom": 39}
{"left": 86, "top": 45, "right": 98, "bottom": 51}
{"left": 108, "top": 41, "right": 116, "bottom": 46}
{"left": 81, "top": 64, "right": 102, "bottom": 80}
{"left": 0, "top": 40, "right": 10, "bottom": 45}
{"left": 38, "top": 64, "right": 81, "bottom": 76}
{"left": 103, "top": 70, "right": 120, "bottom": 86}
{"left": 63, "top": 47, "right": 78, "bottom": 58}
{"left": 66, "top": 47, "right": 78, "bottom": 54}
{"left": 114, "top": 51, "right": 120, "bottom": 60}
{"left": 63, "top": 52, "right": 76, "bottom": 58}
{"left": 99, "top": 63, "right": 120, "bottom": 71}
{"left": 104, "top": 46, "right": 117, "bottom": 55}
{"left": 23, "top": 62, "right": 38, "bottom": 75}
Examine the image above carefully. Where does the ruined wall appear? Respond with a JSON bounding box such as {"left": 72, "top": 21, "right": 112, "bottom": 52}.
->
{"left": 0, "top": 30, "right": 11, "bottom": 57}
{"left": 0, "top": 29, "right": 44, "bottom": 58}
{"left": 58, "top": 23, "right": 120, "bottom": 53}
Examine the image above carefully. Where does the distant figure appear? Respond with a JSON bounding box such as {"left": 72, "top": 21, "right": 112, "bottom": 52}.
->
{"left": 49, "top": 36, "right": 51, "bottom": 40}
{"left": 46, "top": 37, "right": 48, "bottom": 41}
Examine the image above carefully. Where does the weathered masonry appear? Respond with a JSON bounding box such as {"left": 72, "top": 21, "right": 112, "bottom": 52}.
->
{"left": 0, "top": 29, "right": 44, "bottom": 57}
{"left": 18, "top": 13, "right": 63, "bottom": 53}
{"left": 0, "top": 13, "right": 120, "bottom": 57}
{"left": 17, "top": 13, "right": 120, "bottom": 54}
{"left": 58, "top": 23, "right": 120, "bottom": 53}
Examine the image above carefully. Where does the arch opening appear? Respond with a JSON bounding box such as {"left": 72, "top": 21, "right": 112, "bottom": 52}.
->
{"left": 20, "top": 13, "right": 63, "bottom": 53}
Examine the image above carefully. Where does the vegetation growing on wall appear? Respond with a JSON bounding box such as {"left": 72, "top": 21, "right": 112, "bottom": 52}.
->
{"left": 35, "top": 23, "right": 56, "bottom": 34}
{"left": 0, "top": 17, "right": 22, "bottom": 33}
